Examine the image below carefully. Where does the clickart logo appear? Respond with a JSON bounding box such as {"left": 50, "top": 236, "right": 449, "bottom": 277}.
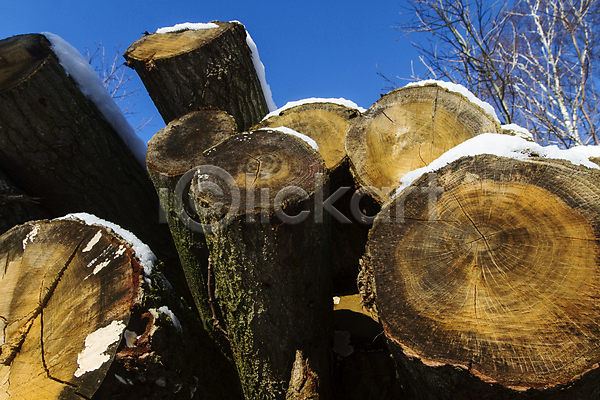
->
{"left": 159, "top": 166, "right": 443, "bottom": 234}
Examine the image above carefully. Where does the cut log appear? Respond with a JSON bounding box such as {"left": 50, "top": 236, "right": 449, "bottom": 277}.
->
{"left": 345, "top": 83, "right": 501, "bottom": 204}
{"left": 253, "top": 101, "right": 361, "bottom": 173}
{"left": 0, "top": 216, "right": 243, "bottom": 400}
{"left": 253, "top": 101, "right": 368, "bottom": 292}
{"left": 146, "top": 109, "right": 238, "bottom": 357}
{"left": 363, "top": 154, "right": 600, "bottom": 398}
{"left": 190, "top": 129, "right": 333, "bottom": 399}
{"left": 124, "top": 21, "right": 269, "bottom": 130}
{"left": 0, "top": 33, "right": 188, "bottom": 303}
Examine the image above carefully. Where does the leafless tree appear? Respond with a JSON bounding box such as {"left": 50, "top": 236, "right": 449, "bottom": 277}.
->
{"left": 397, "top": 0, "right": 600, "bottom": 147}
{"left": 508, "top": 0, "right": 599, "bottom": 146}
{"left": 85, "top": 43, "right": 153, "bottom": 132}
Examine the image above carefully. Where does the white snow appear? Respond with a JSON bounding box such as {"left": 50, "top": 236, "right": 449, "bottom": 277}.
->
{"left": 394, "top": 133, "right": 600, "bottom": 197}
{"left": 42, "top": 33, "right": 147, "bottom": 166}
{"left": 158, "top": 306, "right": 182, "bottom": 331}
{"left": 242, "top": 28, "right": 277, "bottom": 112}
{"left": 261, "top": 126, "right": 319, "bottom": 152}
{"left": 74, "top": 320, "right": 127, "bottom": 378}
{"left": 156, "top": 20, "right": 277, "bottom": 112}
{"left": 57, "top": 212, "right": 156, "bottom": 276}
{"left": 571, "top": 144, "right": 600, "bottom": 158}
{"left": 404, "top": 80, "right": 499, "bottom": 123}
{"left": 501, "top": 123, "right": 534, "bottom": 140}
{"left": 156, "top": 22, "right": 219, "bottom": 33}
{"left": 262, "top": 97, "right": 366, "bottom": 121}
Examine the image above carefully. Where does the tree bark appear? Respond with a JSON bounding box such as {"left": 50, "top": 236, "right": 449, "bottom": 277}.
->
{"left": 146, "top": 109, "right": 238, "bottom": 357}
{"left": 0, "top": 33, "right": 186, "bottom": 296}
{"left": 363, "top": 154, "right": 600, "bottom": 399}
{"left": 0, "top": 217, "right": 242, "bottom": 400}
{"left": 345, "top": 82, "right": 501, "bottom": 204}
{"left": 253, "top": 102, "right": 369, "bottom": 293}
{"left": 124, "top": 21, "right": 269, "bottom": 130}
{"left": 190, "top": 129, "right": 333, "bottom": 400}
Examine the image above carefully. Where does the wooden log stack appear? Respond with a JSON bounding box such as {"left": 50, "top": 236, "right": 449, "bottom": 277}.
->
{"left": 2, "top": 19, "right": 600, "bottom": 400}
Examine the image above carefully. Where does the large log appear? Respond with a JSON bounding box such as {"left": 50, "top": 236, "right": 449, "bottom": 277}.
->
{"left": 253, "top": 101, "right": 368, "bottom": 292}
{"left": 345, "top": 82, "right": 501, "bottom": 204}
{"left": 124, "top": 21, "right": 269, "bottom": 130}
{"left": 363, "top": 154, "right": 600, "bottom": 398}
{"left": 0, "top": 33, "right": 188, "bottom": 303}
{"left": 0, "top": 216, "right": 242, "bottom": 400}
{"left": 190, "top": 129, "right": 333, "bottom": 399}
{"left": 146, "top": 109, "right": 238, "bottom": 358}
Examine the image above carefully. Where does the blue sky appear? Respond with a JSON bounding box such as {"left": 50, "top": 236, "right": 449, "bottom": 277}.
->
{"left": 3, "top": 0, "right": 425, "bottom": 143}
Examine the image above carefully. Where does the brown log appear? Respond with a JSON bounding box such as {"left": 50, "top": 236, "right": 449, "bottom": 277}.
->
{"left": 345, "top": 82, "right": 501, "bottom": 204}
{"left": 0, "top": 33, "right": 189, "bottom": 303}
{"left": 190, "top": 129, "right": 333, "bottom": 399}
{"left": 146, "top": 109, "right": 238, "bottom": 358}
{"left": 253, "top": 101, "right": 369, "bottom": 293}
{"left": 362, "top": 154, "right": 600, "bottom": 399}
{"left": 124, "top": 21, "right": 269, "bottom": 130}
{"left": 0, "top": 216, "right": 242, "bottom": 400}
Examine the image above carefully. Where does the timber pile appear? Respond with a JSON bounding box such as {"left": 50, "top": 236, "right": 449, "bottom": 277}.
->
{"left": 1, "top": 18, "right": 600, "bottom": 400}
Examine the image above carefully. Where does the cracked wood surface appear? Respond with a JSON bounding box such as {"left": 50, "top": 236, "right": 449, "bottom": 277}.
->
{"left": 366, "top": 154, "right": 600, "bottom": 398}
{"left": 0, "top": 219, "right": 138, "bottom": 399}
{"left": 345, "top": 83, "right": 501, "bottom": 204}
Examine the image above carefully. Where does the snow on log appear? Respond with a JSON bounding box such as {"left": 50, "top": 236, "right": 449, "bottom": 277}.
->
{"left": 253, "top": 100, "right": 370, "bottom": 293}
{"left": 361, "top": 150, "right": 600, "bottom": 398}
{"left": 124, "top": 21, "right": 271, "bottom": 130}
{"left": 0, "top": 33, "right": 190, "bottom": 299}
{"left": 345, "top": 81, "right": 501, "bottom": 204}
{"left": 189, "top": 129, "right": 333, "bottom": 399}
{"left": 146, "top": 109, "right": 239, "bottom": 358}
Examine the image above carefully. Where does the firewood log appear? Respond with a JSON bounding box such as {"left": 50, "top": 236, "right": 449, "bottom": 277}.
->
{"left": 124, "top": 21, "right": 269, "bottom": 130}
{"left": 362, "top": 154, "right": 600, "bottom": 399}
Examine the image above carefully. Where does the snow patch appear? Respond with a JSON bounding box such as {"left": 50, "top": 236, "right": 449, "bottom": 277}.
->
{"left": 261, "top": 126, "right": 319, "bottom": 152}
{"left": 158, "top": 306, "right": 182, "bottom": 331}
{"left": 42, "top": 32, "right": 147, "bottom": 166}
{"left": 57, "top": 212, "right": 156, "bottom": 276}
{"left": 571, "top": 144, "right": 600, "bottom": 158}
{"left": 395, "top": 133, "right": 600, "bottom": 197}
{"left": 502, "top": 123, "right": 534, "bottom": 140}
{"left": 230, "top": 21, "right": 276, "bottom": 112}
{"left": 262, "top": 97, "right": 366, "bottom": 121}
{"left": 404, "top": 80, "right": 499, "bottom": 123}
{"left": 74, "top": 320, "right": 126, "bottom": 378}
{"left": 156, "top": 22, "right": 219, "bottom": 33}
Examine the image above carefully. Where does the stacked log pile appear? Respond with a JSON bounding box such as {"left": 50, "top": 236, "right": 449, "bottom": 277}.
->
{"left": 1, "top": 19, "right": 600, "bottom": 400}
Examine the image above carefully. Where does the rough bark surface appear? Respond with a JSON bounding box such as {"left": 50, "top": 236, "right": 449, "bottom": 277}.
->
{"left": 146, "top": 109, "right": 238, "bottom": 358}
{"left": 0, "top": 34, "right": 185, "bottom": 297}
{"left": 190, "top": 129, "right": 333, "bottom": 400}
{"left": 254, "top": 102, "right": 370, "bottom": 293}
{"left": 345, "top": 83, "right": 501, "bottom": 204}
{"left": 365, "top": 154, "right": 600, "bottom": 398}
{"left": 124, "top": 21, "right": 269, "bottom": 130}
